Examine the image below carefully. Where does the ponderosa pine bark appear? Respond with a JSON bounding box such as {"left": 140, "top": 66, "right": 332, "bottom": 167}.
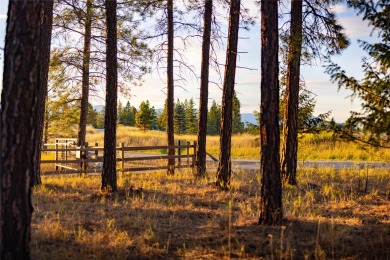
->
{"left": 77, "top": 0, "right": 93, "bottom": 147}
{"left": 216, "top": 0, "right": 240, "bottom": 190}
{"left": 32, "top": 0, "right": 55, "bottom": 186}
{"left": 281, "top": 0, "right": 303, "bottom": 185}
{"left": 258, "top": 0, "right": 283, "bottom": 225}
{"left": 167, "top": 0, "right": 175, "bottom": 175}
{"left": 196, "top": 0, "right": 213, "bottom": 177}
{"left": 1, "top": 1, "right": 41, "bottom": 258}
{"left": 101, "top": 0, "right": 118, "bottom": 192}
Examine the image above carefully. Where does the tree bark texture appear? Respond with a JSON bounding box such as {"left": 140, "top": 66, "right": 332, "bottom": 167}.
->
{"left": 196, "top": 0, "right": 213, "bottom": 177}
{"left": 281, "top": 0, "right": 303, "bottom": 185}
{"left": 216, "top": 0, "right": 240, "bottom": 190}
{"left": 1, "top": 2, "right": 41, "bottom": 258}
{"left": 77, "top": 0, "right": 93, "bottom": 146}
{"left": 167, "top": 0, "right": 175, "bottom": 174}
{"left": 258, "top": 0, "right": 283, "bottom": 225}
{"left": 101, "top": 0, "right": 118, "bottom": 192}
{"left": 32, "top": 0, "right": 55, "bottom": 186}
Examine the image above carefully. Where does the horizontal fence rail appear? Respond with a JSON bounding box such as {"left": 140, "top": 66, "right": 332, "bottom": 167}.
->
{"left": 41, "top": 139, "right": 197, "bottom": 175}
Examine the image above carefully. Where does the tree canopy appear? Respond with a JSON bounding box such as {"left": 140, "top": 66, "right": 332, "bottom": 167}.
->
{"left": 326, "top": 0, "right": 390, "bottom": 147}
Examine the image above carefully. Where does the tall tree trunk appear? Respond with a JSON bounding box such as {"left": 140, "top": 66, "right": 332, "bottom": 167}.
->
{"left": 281, "top": 0, "right": 303, "bottom": 185}
{"left": 216, "top": 0, "right": 240, "bottom": 190}
{"left": 167, "top": 0, "right": 175, "bottom": 174}
{"left": 258, "top": 0, "right": 283, "bottom": 225}
{"left": 77, "top": 0, "right": 93, "bottom": 146}
{"left": 101, "top": 0, "right": 118, "bottom": 192}
{"left": 196, "top": 0, "right": 213, "bottom": 177}
{"left": 32, "top": 0, "right": 55, "bottom": 186}
{"left": 1, "top": 2, "right": 41, "bottom": 258}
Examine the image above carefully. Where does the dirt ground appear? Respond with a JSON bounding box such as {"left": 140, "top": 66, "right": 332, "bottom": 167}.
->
{"left": 31, "top": 168, "right": 390, "bottom": 259}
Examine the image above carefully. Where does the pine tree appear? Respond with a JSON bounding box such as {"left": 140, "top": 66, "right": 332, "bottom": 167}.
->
{"left": 77, "top": 0, "right": 93, "bottom": 147}
{"left": 174, "top": 99, "right": 186, "bottom": 135}
{"left": 280, "top": 0, "right": 349, "bottom": 185}
{"left": 207, "top": 100, "right": 221, "bottom": 135}
{"left": 258, "top": 0, "right": 283, "bottom": 225}
{"left": 117, "top": 100, "right": 125, "bottom": 124}
{"left": 101, "top": 0, "right": 118, "bottom": 193}
{"left": 196, "top": 0, "right": 213, "bottom": 176}
{"left": 52, "top": 0, "right": 152, "bottom": 146}
{"left": 96, "top": 107, "right": 105, "bottom": 129}
{"left": 157, "top": 100, "right": 168, "bottom": 131}
{"left": 32, "top": 0, "right": 55, "bottom": 186}
{"left": 46, "top": 93, "right": 80, "bottom": 138}
{"left": 232, "top": 92, "right": 244, "bottom": 134}
{"left": 87, "top": 103, "right": 99, "bottom": 128}
{"left": 1, "top": 1, "right": 41, "bottom": 257}
{"left": 326, "top": 0, "right": 390, "bottom": 147}
{"left": 123, "top": 101, "right": 134, "bottom": 126}
{"left": 136, "top": 101, "right": 156, "bottom": 131}
{"left": 216, "top": 0, "right": 241, "bottom": 190}
{"left": 185, "top": 98, "right": 198, "bottom": 134}
{"left": 166, "top": 0, "right": 175, "bottom": 174}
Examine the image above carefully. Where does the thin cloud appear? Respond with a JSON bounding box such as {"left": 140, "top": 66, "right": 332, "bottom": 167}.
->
{"left": 340, "top": 16, "right": 373, "bottom": 38}
{"left": 0, "top": 14, "right": 6, "bottom": 20}
{"left": 330, "top": 5, "right": 348, "bottom": 14}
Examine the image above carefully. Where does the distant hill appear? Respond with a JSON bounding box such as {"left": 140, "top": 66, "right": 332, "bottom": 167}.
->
{"left": 93, "top": 105, "right": 104, "bottom": 113}
{"left": 155, "top": 108, "right": 163, "bottom": 114}
{"left": 241, "top": 113, "right": 257, "bottom": 126}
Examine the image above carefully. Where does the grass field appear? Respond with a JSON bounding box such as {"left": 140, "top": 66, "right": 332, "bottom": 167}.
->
{"left": 35, "top": 126, "right": 389, "bottom": 258}
{"left": 31, "top": 166, "right": 390, "bottom": 259}
{"left": 78, "top": 125, "right": 390, "bottom": 161}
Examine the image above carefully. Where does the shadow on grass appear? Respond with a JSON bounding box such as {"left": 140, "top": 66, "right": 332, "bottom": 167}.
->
{"left": 31, "top": 175, "right": 390, "bottom": 259}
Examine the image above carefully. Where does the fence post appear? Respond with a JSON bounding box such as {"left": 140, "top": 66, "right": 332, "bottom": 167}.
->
{"left": 95, "top": 142, "right": 99, "bottom": 158}
{"left": 121, "top": 143, "right": 125, "bottom": 175}
{"left": 55, "top": 139, "right": 58, "bottom": 173}
{"left": 94, "top": 142, "right": 99, "bottom": 173}
{"left": 178, "top": 140, "right": 181, "bottom": 167}
{"left": 65, "top": 140, "right": 68, "bottom": 173}
{"left": 83, "top": 142, "right": 89, "bottom": 175}
{"left": 187, "top": 142, "right": 190, "bottom": 167}
{"left": 192, "top": 141, "right": 197, "bottom": 170}
{"left": 365, "top": 163, "right": 369, "bottom": 193}
{"left": 79, "top": 144, "right": 83, "bottom": 174}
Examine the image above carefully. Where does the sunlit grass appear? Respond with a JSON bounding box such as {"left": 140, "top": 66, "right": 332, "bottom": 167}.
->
{"left": 40, "top": 126, "right": 389, "bottom": 179}
{"left": 31, "top": 166, "right": 390, "bottom": 259}
{"left": 79, "top": 125, "right": 390, "bottom": 161}
{"left": 36, "top": 126, "right": 389, "bottom": 258}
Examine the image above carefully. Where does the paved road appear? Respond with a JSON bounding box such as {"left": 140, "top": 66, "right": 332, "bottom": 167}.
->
{"left": 207, "top": 159, "right": 390, "bottom": 171}
{"left": 51, "top": 152, "right": 389, "bottom": 175}
{"left": 128, "top": 153, "right": 389, "bottom": 171}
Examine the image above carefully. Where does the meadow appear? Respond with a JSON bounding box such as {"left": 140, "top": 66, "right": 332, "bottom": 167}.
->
{"left": 81, "top": 125, "right": 390, "bottom": 162}
{"left": 35, "top": 126, "right": 389, "bottom": 259}
{"left": 32, "top": 166, "right": 389, "bottom": 259}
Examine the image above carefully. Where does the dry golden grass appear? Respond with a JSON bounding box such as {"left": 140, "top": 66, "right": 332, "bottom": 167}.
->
{"left": 79, "top": 125, "right": 390, "bottom": 161}
{"left": 32, "top": 166, "right": 390, "bottom": 259}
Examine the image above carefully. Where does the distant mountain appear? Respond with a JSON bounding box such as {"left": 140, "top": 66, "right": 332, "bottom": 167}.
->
{"left": 93, "top": 105, "right": 104, "bottom": 113}
{"left": 155, "top": 108, "right": 163, "bottom": 114}
{"left": 241, "top": 113, "right": 257, "bottom": 126}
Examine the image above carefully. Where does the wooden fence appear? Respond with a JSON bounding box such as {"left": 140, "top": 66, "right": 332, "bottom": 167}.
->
{"left": 41, "top": 139, "right": 197, "bottom": 175}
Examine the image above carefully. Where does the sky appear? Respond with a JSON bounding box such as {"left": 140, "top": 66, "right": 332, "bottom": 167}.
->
{"left": 0, "top": 1, "right": 377, "bottom": 122}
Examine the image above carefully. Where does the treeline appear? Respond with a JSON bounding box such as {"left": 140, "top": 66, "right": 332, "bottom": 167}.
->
{"left": 87, "top": 93, "right": 244, "bottom": 135}
{"left": 48, "top": 88, "right": 326, "bottom": 139}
